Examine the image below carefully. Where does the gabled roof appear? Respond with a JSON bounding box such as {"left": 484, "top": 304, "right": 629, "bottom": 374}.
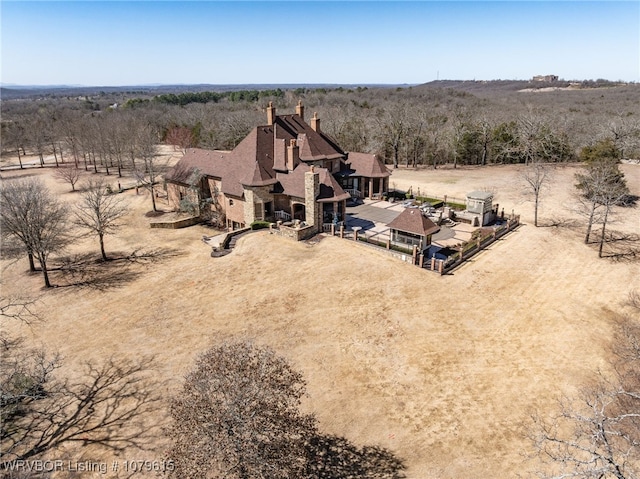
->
{"left": 166, "top": 107, "right": 387, "bottom": 205}
{"left": 273, "top": 114, "right": 345, "bottom": 162}
{"left": 275, "top": 164, "right": 349, "bottom": 202}
{"left": 165, "top": 148, "right": 230, "bottom": 184}
{"left": 165, "top": 127, "right": 279, "bottom": 198}
{"left": 316, "top": 168, "right": 351, "bottom": 202}
{"left": 233, "top": 127, "right": 278, "bottom": 188}
{"left": 338, "top": 152, "right": 391, "bottom": 178}
{"left": 387, "top": 209, "right": 440, "bottom": 237}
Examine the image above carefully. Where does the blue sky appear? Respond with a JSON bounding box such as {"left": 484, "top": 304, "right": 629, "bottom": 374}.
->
{"left": 1, "top": 1, "right": 638, "bottom": 86}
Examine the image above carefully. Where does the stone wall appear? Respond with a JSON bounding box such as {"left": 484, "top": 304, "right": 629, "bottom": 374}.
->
{"left": 150, "top": 215, "right": 200, "bottom": 229}
{"left": 270, "top": 223, "right": 316, "bottom": 241}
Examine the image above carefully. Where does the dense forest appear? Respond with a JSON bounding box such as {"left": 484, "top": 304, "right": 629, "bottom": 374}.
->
{"left": 2, "top": 80, "right": 639, "bottom": 172}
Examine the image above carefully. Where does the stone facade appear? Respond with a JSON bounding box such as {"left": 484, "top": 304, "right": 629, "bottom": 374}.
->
{"left": 305, "top": 168, "right": 321, "bottom": 233}
{"left": 164, "top": 102, "right": 392, "bottom": 238}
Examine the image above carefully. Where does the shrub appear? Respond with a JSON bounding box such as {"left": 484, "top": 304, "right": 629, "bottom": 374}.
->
{"left": 250, "top": 220, "right": 271, "bottom": 230}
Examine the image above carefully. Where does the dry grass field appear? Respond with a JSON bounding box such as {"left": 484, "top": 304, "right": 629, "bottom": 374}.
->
{"left": 2, "top": 156, "right": 639, "bottom": 478}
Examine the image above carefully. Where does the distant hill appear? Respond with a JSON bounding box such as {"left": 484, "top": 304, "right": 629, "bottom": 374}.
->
{"left": 413, "top": 79, "right": 630, "bottom": 95}
{"left": 0, "top": 83, "right": 411, "bottom": 101}
{"left": 415, "top": 80, "right": 534, "bottom": 92}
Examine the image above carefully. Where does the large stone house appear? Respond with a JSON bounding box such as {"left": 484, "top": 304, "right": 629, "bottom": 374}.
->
{"left": 165, "top": 102, "right": 391, "bottom": 234}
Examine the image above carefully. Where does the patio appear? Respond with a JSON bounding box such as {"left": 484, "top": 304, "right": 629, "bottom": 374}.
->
{"left": 345, "top": 199, "right": 474, "bottom": 247}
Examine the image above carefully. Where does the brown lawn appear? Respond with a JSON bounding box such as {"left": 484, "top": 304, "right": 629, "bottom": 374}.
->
{"left": 2, "top": 158, "right": 639, "bottom": 478}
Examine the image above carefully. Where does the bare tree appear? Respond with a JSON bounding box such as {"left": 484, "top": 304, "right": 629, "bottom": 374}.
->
{"left": 424, "top": 114, "right": 449, "bottom": 169}
{"left": 0, "top": 290, "right": 159, "bottom": 472}
{"left": 134, "top": 125, "right": 164, "bottom": 212}
{"left": 2, "top": 119, "right": 28, "bottom": 169}
{"left": 54, "top": 164, "right": 82, "bottom": 192}
{"left": 0, "top": 296, "right": 40, "bottom": 327}
{"left": 449, "top": 105, "right": 470, "bottom": 169}
{"left": 375, "top": 104, "right": 409, "bottom": 169}
{"left": 1, "top": 353, "right": 159, "bottom": 471}
{"left": 575, "top": 159, "right": 630, "bottom": 255}
{"left": 530, "top": 313, "right": 640, "bottom": 479}
{"left": 522, "top": 161, "right": 553, "bottom": 227}
{"left": 166, "top": 340, "right": 405, "bottom": 479}
{"left": 0, "top": 178, "right": 71, "bottom": 287}
{"left": 73, "top": 179, "right": 128, "bottom": 261}
{"left": 323, "top": 105, "right": 369, "bottom": 153}
{"left": 57, "top": 109, "right": 83, "bottom": 168}
{"left": 29, "top": 113, "right": 49, "bottom": 168}
{"left": 605, "top": 115, "right": 640, "bottom": 159}
{"left": 167, "top": 341, "right": 316, "bottom": 479}
{"left": 165, "top": 125, "right": 195, "bottom": 154}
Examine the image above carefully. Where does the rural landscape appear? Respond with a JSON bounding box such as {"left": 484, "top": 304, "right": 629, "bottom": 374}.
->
{"left": 2, "top": 80, "right": 640, "bottom": 478}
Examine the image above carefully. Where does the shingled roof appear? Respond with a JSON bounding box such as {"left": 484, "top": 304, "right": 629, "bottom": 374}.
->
{"left": 387, "top": 209, "right": 440, "bottom": 237}
{"left": 337, "top": 152, "right": 391, "bottom": 178}
{"left": 165, "top": 148, "right": 230, "bottom": 184}
{"left": 164, "top": 127, "right": 279, "bottom": 198}
{"left": 166, "top": 106, "right": 378, "bottom": 205}
{"left": 275, "top": 163, "right": 349, "bottom": 202}
{"left": 233, "top": 127, "right": 278, "bottom": 189}
{"left": 273, "top": 114, "right": 345, "bottom": 161}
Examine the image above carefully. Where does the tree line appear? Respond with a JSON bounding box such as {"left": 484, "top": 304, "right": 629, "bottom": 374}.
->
{"left": 3, "top": 83, "right": 639, "bottom": 171}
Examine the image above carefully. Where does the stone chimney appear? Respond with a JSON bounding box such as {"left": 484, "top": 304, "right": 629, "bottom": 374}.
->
{"left": 266, "top": 101, "right": 276, "bottom": 125}
{"left": 304, "top": 166, "right": 321, "bottom": 231}
{"left": 295, "top": 100, "right": 304, "bottom": 120}
{"left": 310, "top": 112, "right": 320, "bottom": 132}
{"left": 286, "top": 138, "right": 300, "bottom": 171}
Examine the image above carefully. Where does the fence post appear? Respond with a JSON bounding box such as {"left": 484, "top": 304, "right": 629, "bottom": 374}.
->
{"left": 340, "top": 225, "right": 344, "bottom": 238}
{"left": 331, "top": 224, "right": 335, "bottom": 236}
{"left": 419, "top": 253, "right": 424, "bottom": 268}
{"left": 431, "top": 256, "right": 436, "bottom": 270}
{"left": 438, "top": 259, "right": 444, "bottom": 274}
{"left": 386, "top": 239, "right": 390, "bottom": 249}
{"left": 412, "top": 245, "right": 418, "bottom": 264}
{"left": 354, "top": 229, "right": 359, "bottom": 241}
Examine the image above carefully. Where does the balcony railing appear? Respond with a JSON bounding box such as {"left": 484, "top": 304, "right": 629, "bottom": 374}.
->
{"left": 274, "top": 210, "right": 291, "bottom": 221}
{"left": 345, "top": 188, "right": 362, "bottom": 199}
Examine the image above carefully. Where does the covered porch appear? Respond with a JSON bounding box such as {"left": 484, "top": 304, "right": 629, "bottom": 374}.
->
{"left": 341, "top": 176, "right": 389, "bottom": 200}
{"left": 273, "top": 199, "right": 306, "bottom": 223}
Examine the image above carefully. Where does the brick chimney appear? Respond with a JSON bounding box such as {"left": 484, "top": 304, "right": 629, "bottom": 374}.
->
{"left": 286, "top": 138, "right": 299, "bottom": 171}
{"left": 266, "top": 101, "right": 276, "bottom": 125}
{"left": 295, "top": 100, "right": 304, "bottom": 120}
{"left": 310, "top": 112, "right": 320, "bottom": 132}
